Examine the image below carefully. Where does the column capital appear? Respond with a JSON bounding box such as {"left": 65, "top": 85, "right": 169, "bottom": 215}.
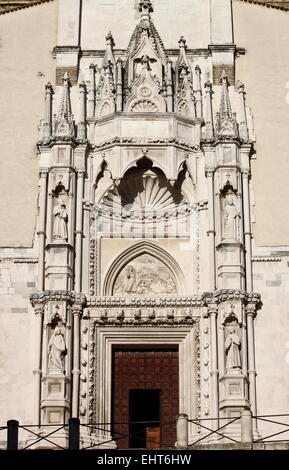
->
{"left": 207, "top": 304, "right": 218, "bottom": 318}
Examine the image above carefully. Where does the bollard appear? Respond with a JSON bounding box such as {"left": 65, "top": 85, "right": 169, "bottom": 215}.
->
{"left": 176, "top": 414, "right": 188, "bottom": 448}
{"left": 241, "top": 409, "right": 253, "bottom": 443}
{"left": 7, "top": 420, "right": 19, "bottom": 451}
{"left": 68, "top": 418, "right": 80, "bottom": 450}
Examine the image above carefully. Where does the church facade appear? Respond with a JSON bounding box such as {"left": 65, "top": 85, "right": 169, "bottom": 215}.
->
{"left": 1, "top": 0, "right": 289, "bottom": 448}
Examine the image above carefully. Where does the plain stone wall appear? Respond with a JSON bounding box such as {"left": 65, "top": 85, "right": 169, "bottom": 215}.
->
{"left": 252, "top": 256, "right": 289, "bottom": 435}
{"left": 0, "top": 0, "right": 58, "bottom": 247}
{"left": 81, "top": 0, "right": 211, "bottom": 51}
{"left": 233, "top": 0, "right": 289, "bottom": 246}
{"left": 0, "top": 254, "right": 38, "bottom": 426}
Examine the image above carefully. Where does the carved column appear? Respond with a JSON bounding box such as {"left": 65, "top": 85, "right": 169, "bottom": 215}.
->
{"left": 242, "top": 171, "right": 253, "bottom": 292}
{"left": 236, "top": 81, "right": 249, "bottom": 142}
{"left": 37, "top": 171, "right": 48, "bottom": 291}
{"left": 116, "top": 59, "right": 123, "bottom": 112}
{"left": 75, "top": 170, "right": 85, "bottom": 293}
{"left": 166, "top": 60, "right": 173, "bottom": 113}
{"left": 33, "top": 304, "right": 44, "bottom": 427}
{"left": 246, "top": 304, "right": 257, "bottom": 416}
{"left": 72, "top": 303, "right": 82, "bottom": 417}
{"left": 207, "top": 171, "right": 216, "bottom": 291}
{"left": 204, "top": 81, "right": 214, "bottom": 140}
{"left": 45, "top": 83, "right": 53, "bottom": 137}
{"left": 88, "top": 64, "right": 96, "bottom": 118}
{"left": 77, "top": 82, "right": 87, "bottom": 140}
{"left": 195, "top": 65, "right": 203, "bottom": 118}
{"left": 208, "top": 305, "right": 219, "bottom": 428}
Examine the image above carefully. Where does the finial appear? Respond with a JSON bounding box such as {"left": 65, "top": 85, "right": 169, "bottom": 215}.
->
{"left": 106, "top": 31, "right": 115, "bottom": 48}
{"left": 178, "top": 36, "right": 187, "bottom": 49}
{"left": 53, "top": 72, "right": 74, "bottom": 138}
{"left": 221, "top": 69, "right": 228, "bottom": 83}
{"left": 141, "top": 54, "right": 150, "bottom": 70}
{"left": 139, "top": 0, "right": 153, "bottom": 14}
{"left": 63, "top": 71, "right": 70, "bottom": 84}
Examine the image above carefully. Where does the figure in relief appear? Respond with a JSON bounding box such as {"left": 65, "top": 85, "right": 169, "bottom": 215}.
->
{"left": 113, "top": 254, "right": 177, "bottom": 295}
{"left": 48, "top": 326, "right": 67, "bottom": 373}
{"left": 223, "top": 192, "right": 239, "bottom": 240}
{"left": 225, "top": 327, "right": 241, "bottom": 371}
{"left": 53, "top": 199, "right": 68, "bottom": 241}
{"left": 123, "top": 265, "right": 136, "bottom": 293}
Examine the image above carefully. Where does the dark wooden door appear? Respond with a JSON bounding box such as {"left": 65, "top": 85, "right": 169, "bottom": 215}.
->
{"left": 112, "top": 349, "right": 179, "bottom": 448}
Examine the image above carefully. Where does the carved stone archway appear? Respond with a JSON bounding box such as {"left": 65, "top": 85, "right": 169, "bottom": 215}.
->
{"left": 103, "top": 241, "right": 185, "bottom": 296}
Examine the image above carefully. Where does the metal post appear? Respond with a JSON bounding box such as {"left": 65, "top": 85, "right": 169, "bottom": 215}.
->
{"left": 241, "top": 409, "right": 253, "bottom": 443}
{"left": 7, "top": 420, "right": 19, "bottom": 451}
{"left": 176, "top": 414, "right": 188, "bottom": 448}
{"left": 69, "top": 418, "right": 80, "bottom": 450}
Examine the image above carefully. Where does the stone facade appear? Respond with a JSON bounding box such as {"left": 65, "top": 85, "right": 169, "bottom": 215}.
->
{"left": 0, "top": 0, "right": 289, "bottom": 449}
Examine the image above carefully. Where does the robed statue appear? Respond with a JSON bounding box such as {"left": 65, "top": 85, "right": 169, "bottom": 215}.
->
{"left": 48, "top": 326, "right": 67, "bottom": 373}
{"left": 225, "top": 327, "right": 241, "bottom": 371}
{"left": 53, "top": 199, "right": 68, "bottom": 241}
{"left": 223, "top": 192, "right": 239, "bottom": 240}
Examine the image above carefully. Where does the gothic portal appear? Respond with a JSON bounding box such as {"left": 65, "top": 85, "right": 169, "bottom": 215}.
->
{"left": 12, "top": 0, "right": 263, "bottom": 448}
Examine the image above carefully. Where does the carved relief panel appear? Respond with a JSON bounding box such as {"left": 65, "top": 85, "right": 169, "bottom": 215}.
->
{"left": 113, "top": 254, "right": 177, "bottom": 295}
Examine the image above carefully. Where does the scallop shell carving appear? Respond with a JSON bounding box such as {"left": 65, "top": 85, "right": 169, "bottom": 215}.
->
{"left": 102, "top": 170, "right": 184, "bottom": 214}
{"left": 130, "top": 99, "right": 159, "bottom": 112}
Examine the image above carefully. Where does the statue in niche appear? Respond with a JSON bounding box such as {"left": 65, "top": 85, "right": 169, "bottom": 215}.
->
{"left": 225, "top": 327, "right": 241, "bottom": 371}
{"left": 48, "top": 326, "right": 67, "bottom": 373}
{"left": 53, "top": 199, "right": 68, "bottom": 241}
{"left": 223, "top": 191, "right": 240, "bottom": 240}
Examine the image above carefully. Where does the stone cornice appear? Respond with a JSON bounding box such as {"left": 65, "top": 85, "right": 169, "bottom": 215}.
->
{"left": 238, "top": 0, "right": 289, "bottom": 12}
{"left": 30, "top": 290, "right": 86, "bottom": 307}
{"left": 0, "top": 0, "right": 53, "bottom": 15}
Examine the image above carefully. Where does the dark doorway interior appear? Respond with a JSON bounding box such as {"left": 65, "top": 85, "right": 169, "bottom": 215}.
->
{"left": 129, "top": 389, "right": 160, "bottom": 448}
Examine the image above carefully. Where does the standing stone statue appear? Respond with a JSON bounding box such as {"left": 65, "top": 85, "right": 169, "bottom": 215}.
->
{"left": 223, "top": 192, "right": 239, "bottom": 240}
{"left": 48, "top": 326, "right": 67, "bottom": 373}
{"left": 225, "top": 327, "right": 241, "bottom": 371}
{"left": 53, "top": 199, "right": 68, "bottom": 241}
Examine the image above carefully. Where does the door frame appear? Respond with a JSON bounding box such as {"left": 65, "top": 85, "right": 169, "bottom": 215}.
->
{"left": 95, "top": 327, "right": 198, "bottom": 445}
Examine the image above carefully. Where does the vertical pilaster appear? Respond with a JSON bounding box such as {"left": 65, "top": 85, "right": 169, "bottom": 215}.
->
{"left": 195, "top": 66, "right": 203, "bottom": 118}
{"left": 207, "top": 170, "right": 216, "bottom": 291}
{"left": 210, "top": 0, "right": 235, "bottom": 84}
{"left": 167, "top": 60, "right": 173, "bottom": 113}
{"left": 33, "top": 304, "right": 44, "bottom": 427}
{"left": 75, "top": 170, "right": 85, "bottom": 293}
{"left": 37, "top": 171, "right": 48, "bottom": 291}
{"left": 208, "top": 306, "right": 219, "bottom": 429}
{"left": 242, "top": 171, "right": 253, "bottom": 292}
{"left": 116, "top": 59, "right": 123, "bottom": 112}
{"left": 72, "top": 304, "right": 82, "bottom": 417}
{"left": 55, "top": 0, "right": 81, "bottom": 85}
{"left": 246, "top": 305, "right": 257, "bottom": 416}
{"left": 88, "top": 64, "right": 96, "bottom": 118}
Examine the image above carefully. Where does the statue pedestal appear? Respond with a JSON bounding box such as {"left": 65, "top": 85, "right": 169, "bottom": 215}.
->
{"left": 45, "top": 242, "right": 73, "bottom": 290}
{"left": 219, "top": 372, "right": 250, "bottom": 442}
{"left": 41, "top": 374, "right": 71, "bottom": 427}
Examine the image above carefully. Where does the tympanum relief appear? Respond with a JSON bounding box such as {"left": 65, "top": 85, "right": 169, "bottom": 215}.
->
{"left": 113, "top": 254, "right": 177, "bottom": 295}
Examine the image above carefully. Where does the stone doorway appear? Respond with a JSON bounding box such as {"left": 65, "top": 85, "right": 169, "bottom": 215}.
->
{"left": 112, "top": 348, "right": 179, "bottom": 448}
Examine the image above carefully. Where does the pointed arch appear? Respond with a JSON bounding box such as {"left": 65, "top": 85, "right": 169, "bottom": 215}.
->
{"left": 103, "top": 241, "right": 185, "bottom": 296}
